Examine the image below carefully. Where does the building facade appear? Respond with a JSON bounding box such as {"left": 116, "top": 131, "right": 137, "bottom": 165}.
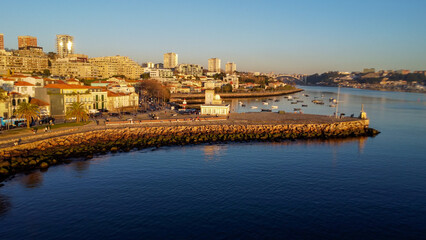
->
{"left": 163, "top": 52, "right": 178, "bottom": 69}
{"left": 18, "top": 36, "right": 38, "bottom": 49}
{"left": 208, "top": 58, "right": 221, "bottom": 72}
{"left": 0, "top": 34, "right": 4, "bottom": 50}
{"left": 176, "top": 64, "right": 203, "bottom": 76}
{"left": 225, "top": 62, "right": 236, "bottom": 74}
{"left": 56, "top": 35, "right": 74, "bottom": 58}
{"left": 52, "top": 57, "right": 98, "bottom": 79}
{"left": 0, "top": 51, "right": 48, "bottom": 74}
{"left": 89, "top": 55, "right": 144, "bottom": 79}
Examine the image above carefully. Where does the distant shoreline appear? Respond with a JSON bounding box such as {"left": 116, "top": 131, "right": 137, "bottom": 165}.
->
{"left": 301, "top": 84, "right": 425, "bottom": 94}
{"left": 170, "top": 89, "right": 303, "bottom": 102}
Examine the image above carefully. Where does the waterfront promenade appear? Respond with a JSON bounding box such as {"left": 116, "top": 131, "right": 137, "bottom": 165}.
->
{"left": 0, "top": 113, "right": 360, "bottom": 149}
{"left": 0, "top": 112, "right": 378, "bottom": 181}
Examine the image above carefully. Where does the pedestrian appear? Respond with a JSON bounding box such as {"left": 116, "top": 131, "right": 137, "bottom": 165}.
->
{"left": 44, "top": 126, "right": 48, "bottom": 133}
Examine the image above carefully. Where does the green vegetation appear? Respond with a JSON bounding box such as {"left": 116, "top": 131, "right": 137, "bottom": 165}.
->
{"left": 140, "top": 73, "right": 150, "bottom": 79}
{"left": 240, "top": 75, "right": 270, "bottom": 86}
{"left": 214, "top": 84, "right": 233, "bottom": 93}
{"left": 41, "top": 121, "right": 90, "bottom": 130}
{"left": 306, "top": 71, "right": 341, "bottom": 85}
{"left": 388, "top": 73, "right": 426, "bottom": 84}
{"left": 213, "top": 73, "right": 226, "bottom": 80}
{"left": 14, "top": 102, "right": 40, "bottom": 128}
{"left": 66, "top": 102, "right": 89, "bottom": 123}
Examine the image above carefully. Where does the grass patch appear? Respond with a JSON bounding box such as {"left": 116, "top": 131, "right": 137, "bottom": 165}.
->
{"left": 0, "top": 122, "right": 91, "bottom": 138}
{"left": 35, "top": 121, "right": 90, "bottom": 130}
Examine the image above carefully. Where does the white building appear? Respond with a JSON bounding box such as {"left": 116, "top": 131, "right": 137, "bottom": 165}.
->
{"left": 13, "top": 81, "right": 39, "bottom": 97}
{"left": 223, "top": 74, "right": 239, "bottom": 90}
{"left": 225, "top": 62, "right": 236, "bottom": 74}
{"left": 208, "top": 58, "right": 221, "bottom": 72}
{"left": 200, "top": 89, "right": 230, "bottom": 115}
{"left": 163, "top": 52, "right": 178, "bottom": 69}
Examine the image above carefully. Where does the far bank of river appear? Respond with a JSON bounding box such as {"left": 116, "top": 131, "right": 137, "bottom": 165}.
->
{"left": 170, "top": 89, "right": 303, "bottom": 103}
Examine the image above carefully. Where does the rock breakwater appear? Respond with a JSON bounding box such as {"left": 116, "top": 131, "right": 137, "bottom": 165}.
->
{"left": 0, "top": 120, "right": 379, "bottom": 182}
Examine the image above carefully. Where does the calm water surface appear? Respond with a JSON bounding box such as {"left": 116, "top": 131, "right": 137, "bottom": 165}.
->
{"left": 0, "top": 86, "right": 425, "bottom": 239}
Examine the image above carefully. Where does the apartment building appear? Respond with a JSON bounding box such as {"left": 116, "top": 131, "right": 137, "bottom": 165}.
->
{"left": 89, "top": 56, "right": 144, "bottom": 79}
{"left": 208, "top": 58, "right": 221, "bottom": 72}
{"left": 56, "top": 35, "right": 74, "bottom": 58}
{"left": 225, "top": 62, "right": 236, "bottom": 74}
{"left": 18, "top": 36, "right": 38, "bottom": 49}
{"left": 176, "top": 64, "right": 203, "bottom": 76}
{"left": 163, "top": 52, "right": 178, "bottom": 69}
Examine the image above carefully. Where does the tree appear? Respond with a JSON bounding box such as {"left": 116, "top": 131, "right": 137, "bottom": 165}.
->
{"left": 66, "top": 102, "right": 88, "bottom": 123}
{"left": 140, "top": 73, "right": 150, "bottom": 79}
{"left": 14, "top": 102, "right": 39, "bottom": 129}
{"left": 139, "top": 80, "right": 170, "bottom": 101}
{"left": 0, "top": 88, "right": 8, "bottom": 102}
{"left": 222, "top": 84, "right": 233, "bottom": 93}
{"left": 43, "top": 69, "right": 51, "bottom": 77}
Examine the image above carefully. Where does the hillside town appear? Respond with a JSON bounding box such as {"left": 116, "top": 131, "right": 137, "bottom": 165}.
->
{"left": 304, "top": 68, "right": 426, "bottom": 92}
{"left": 0, "top": 33, "right": 296, "bottom": 128}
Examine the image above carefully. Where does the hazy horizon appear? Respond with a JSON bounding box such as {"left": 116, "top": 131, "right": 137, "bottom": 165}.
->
{"left": 1, "top": 0, "right": 425, "bottom": 74}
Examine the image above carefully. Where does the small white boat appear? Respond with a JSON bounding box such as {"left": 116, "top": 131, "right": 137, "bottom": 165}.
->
{"left": 239, "top": 101, "right": 243, "bottom": 105}
{"left": 263, "top": 102, "right": 269, "bottom": 105}
{"left": 287, "top": 96, "right": 293, "bottom": 100}
{"left": 271, "top": 106, "right": 278, "bottom": 109}
{"left": 251, "top": 106, "right": 258, "bottom": 109}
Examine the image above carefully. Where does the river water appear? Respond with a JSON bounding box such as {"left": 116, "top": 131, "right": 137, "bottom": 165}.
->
{"left": 0, "top": 86, "right": 425, "bottom": 239}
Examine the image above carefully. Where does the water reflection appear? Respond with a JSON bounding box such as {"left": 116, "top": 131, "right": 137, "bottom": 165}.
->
{"left": 0, "top": 194, "right": 11, "bottom": 216}
{"left": 203, "top": 145, "right": 228, "bottom": 162}
{"left": 20, "top": 171, "right": 43, "bottom": 188}
{"left": 268, "top": 136, "right": 368, "bottom": 155}
{"left": 73, "top": 160, "right": 90, "bottom": 173}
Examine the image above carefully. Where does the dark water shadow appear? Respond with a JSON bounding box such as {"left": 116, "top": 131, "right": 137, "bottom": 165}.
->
{"left": 0, "top": 194, "right": 11, "bottom": 216}
{"left": 20, "top": 171, "right": 43, "bottom": 189}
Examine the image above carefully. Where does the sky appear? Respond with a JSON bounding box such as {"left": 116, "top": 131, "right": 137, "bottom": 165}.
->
{"left": 1, "top": 0, "right": 426, "bottom": 74}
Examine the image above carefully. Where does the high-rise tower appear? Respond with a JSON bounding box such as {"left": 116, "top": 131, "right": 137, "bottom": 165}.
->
{"left": 0, "top": 34, "right": 4, "bottom": 50}
{"left": 163, "top": 52, "right": 178, "bottom": 69}
{"left": 208, "top": 58, "right": 221, "bottom": 72}
{"left": 225, "top": 62, "right": 237, "bottom": 74}
{"left": 56, "top": 35, "right": 74, "bottom": 58}
{"left": 18, "top": 36, "right": 38, "bottom": 49}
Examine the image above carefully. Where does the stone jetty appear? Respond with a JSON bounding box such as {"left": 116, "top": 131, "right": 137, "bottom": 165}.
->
{"left": 0, "top": 113, "right": 379, "bottom": 182}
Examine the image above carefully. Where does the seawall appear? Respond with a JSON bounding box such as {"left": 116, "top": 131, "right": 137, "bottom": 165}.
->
{"left": 0, "top": 117, "right": 378, "bottom": 182}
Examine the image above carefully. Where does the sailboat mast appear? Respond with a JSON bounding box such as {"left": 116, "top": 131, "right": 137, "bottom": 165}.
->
{"left": 335, "top": 85, "right": 340, "bottom": 118}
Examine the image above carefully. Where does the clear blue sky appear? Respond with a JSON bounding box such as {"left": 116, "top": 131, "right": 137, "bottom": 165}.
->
{"left": 1, "top": 0, "right": 425, "bottom": 74}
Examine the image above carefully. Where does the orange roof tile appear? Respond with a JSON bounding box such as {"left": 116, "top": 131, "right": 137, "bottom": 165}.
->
{"left": 30, "top": 98, "right": 50, "bottom": 106}
{"left": 44, "top": 84, "right": 90, "bottom": 89}
{"left": 14, "top": 81, "right": 35, "bottom": 86}
{"left": 107, "top": 90, "right": 130, "bottom": 97}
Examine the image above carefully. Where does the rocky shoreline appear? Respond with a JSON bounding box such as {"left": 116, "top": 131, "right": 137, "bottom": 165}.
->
{"left": 0, "top": 118, "right": 379, "bottom": 183}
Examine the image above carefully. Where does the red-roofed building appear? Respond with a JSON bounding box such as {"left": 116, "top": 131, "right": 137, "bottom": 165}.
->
{"left": 106, "top": 90, "right": 138, "bottom": 112}
{"left": 13, "top": 81, "right": 38, "bottom": 97}
{"left": 30, "top": 98, "right": 50, "bottom": 116}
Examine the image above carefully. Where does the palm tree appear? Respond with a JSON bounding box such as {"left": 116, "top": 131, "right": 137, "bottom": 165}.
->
{"left": 14, "top": 102, "right": 39, "bottom": 129}
{"left": 66, "top": 102, "right": 88, "bottom": 123}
